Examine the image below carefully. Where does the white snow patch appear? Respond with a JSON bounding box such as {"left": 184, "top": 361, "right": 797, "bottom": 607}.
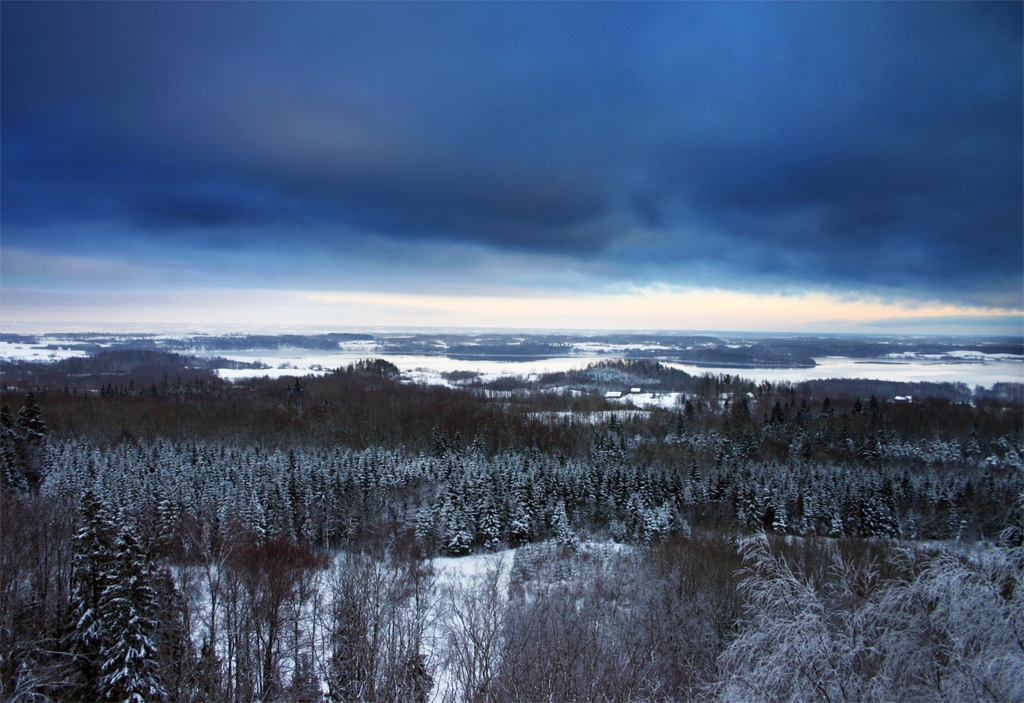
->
{"left": 431, "top": 548, "right": 516, "bottom": 591}
{"left": 608, "top": 391, "right": 684, "bottom": 409}
{"left": 573, "top": 342, "right": 676, "bottom": 353}
{"left": 0, "top": 341, "right": 91, "bottom": 361}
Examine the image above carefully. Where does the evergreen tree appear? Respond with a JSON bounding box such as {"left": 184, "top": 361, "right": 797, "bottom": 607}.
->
{"left": 1, "top": 404, "right": 27, "bottom": 491}
{"left": 771, "top": 499, "right": 789, "bottom": 534}
{"left": 99, "top": 526, "right": 166, "bottom": 703}
{"left": 429, "top": 427, "right": 448, "bottom": 457}
{"left": 828, "top": 503, "right": 846, "bottom": 537}
{"left": 15, "top": 393, "right": 47, "bottom": 442}
{"left": 11, "top": 394, "right": 48, "bottom": 489}
{"left": 478, "top": 494, "right": 502, "bottom": 552}
{"left": 151, "top": 566, "right": 194, "bottom": 702}
{"left": 1, "top": 404, "right": 15, "bottom": 432}
{"left": 439, "top": 497, "right": 472, "bottom": 556}
{"left": 507, "top": 494, "right": 533, "bottom": 546}
{"left": 414, "top": 505, "right": 436, "bottom": 555}
{"left": 70, "top": 490, "right": 116, "bottom": 700}
{"left": 552, "top": 500, "right": 578, "bottom": 550}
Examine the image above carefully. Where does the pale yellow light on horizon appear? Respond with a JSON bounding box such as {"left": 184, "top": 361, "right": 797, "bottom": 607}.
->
{"left": 3, "top": 284, "right": 1019, "bottom": 333}
{"left": 296, "top": 286, "right": 1017, "bottom": 332}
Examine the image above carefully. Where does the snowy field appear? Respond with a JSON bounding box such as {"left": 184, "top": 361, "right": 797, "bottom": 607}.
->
{"left": 0, "top": 340, "right": 90, "bottom": 362}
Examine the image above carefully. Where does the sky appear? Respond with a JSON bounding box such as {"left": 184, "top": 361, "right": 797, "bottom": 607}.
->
{"left": 2, "top": 2, "right": 1022, "bottom": 335}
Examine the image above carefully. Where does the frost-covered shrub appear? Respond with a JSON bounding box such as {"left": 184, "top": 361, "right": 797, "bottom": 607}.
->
{"left": 638, "top": 502, "right": 676, "bottom": 542}
{"left": 874, "top": 548, "right": 1024, "bottom": 702}
{"left": 718, "top": 535, "right": 1024, "bottom": 703}
{"left": 718, "top": 536, "right": 888, "bottom": 703}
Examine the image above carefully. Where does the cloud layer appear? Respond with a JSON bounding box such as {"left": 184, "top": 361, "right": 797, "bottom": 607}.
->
{"left": 2, "top": 2, "right": 1021, "bottom": 317}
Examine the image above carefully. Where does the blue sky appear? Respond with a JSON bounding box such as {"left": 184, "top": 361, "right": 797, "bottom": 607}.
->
{"left": 2, "top": 2, "right": 1021, "bottom": 333}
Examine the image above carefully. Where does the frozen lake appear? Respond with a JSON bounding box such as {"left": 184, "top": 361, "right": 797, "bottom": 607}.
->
{"left": 664, "top": 356, "right": 1024, "bottom": 388}
{"left": 2, "top": 336, "right": 1020, "bottom": 389}
{"left": 203, "top": 349, "right": 1024, "bottom": 389}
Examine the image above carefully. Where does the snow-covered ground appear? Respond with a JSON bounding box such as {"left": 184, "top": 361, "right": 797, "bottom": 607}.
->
{"left": 607, "top": 391, "right": 686, "bottom": 409}
{"left": 885, "top": 349, "right": 1024, "bottom": 361}
{"left": 573, "top": 342, "right": 677, "bottom": 353}
{"left": 0, "top": 341, "right": 90, "bottom": 361}
{"left": 427, "top": 549, "right": 517, "bottom": 703}
{"left": 431, "top": 548, "right": 517, "bottom": 592}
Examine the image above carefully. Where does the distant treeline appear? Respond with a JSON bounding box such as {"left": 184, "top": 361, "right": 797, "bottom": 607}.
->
{"left": 2, "top": 358, "right": 1021, "bottom": 460}
{"left": 445, "top": 342, "right": 573, "bottom": 361}
{"left": 0, "top": 350, "right": 266, "bottom": 395}
{"left": 516, "top": 359, "right": 1021, "bottom": 403}
{"left": 167, "top": 333, "right": 373, "bottom": 351}
{"left": 1, "top": 332, "right": 373, "bottom": 352}
{"left": 661, "top": 344, "right": 814, "bottom": 368}
{"left": 114, "top": 333, "right": 374, "bottom": 352}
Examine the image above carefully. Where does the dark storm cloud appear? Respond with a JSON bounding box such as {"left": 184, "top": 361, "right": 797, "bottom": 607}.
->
{"left": 2, "top": 2, "right": 1021, "bottom": 304}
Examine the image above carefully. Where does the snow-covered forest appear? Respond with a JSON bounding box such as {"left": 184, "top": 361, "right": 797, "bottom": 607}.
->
{"left": 1, "top": 358, "right": 1022, "bottom": 702}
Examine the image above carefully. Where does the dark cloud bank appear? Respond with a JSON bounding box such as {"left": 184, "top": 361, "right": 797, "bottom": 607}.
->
{"left": 2, "top": 2, "right": 1021, "bottom": 307}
